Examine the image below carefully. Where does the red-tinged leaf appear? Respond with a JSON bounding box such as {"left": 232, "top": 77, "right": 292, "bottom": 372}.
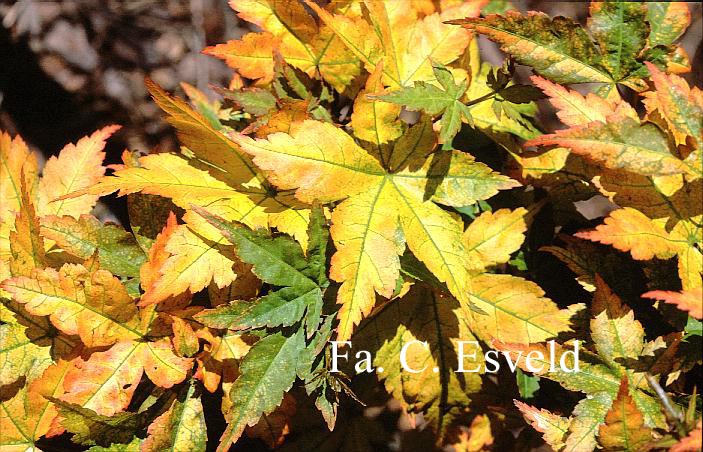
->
{"left": 60, "top": 339, "right": 192, "bottom": 416}
{"left": 575, "top": 208, "right": 684, "bottom": 261}
{"left": 530, "top": 75, "right": 635, "bottom": 127}
{"left": 9, "top": 175, "right": 46, "bottom": 277}
{"left": 598, "top": 378, "right": 655, "bottom": 451}
{"left": 140, "top": 212, "right": 178, "bottom": 293}
{"left": 514, "top": 400, "right": 570, "bottom": 450}
{"left": 670, "top": 421, "right": 702, "bottom": 452}
{"left": 642, "top": 62, "right": 703, "bottom": 151}
{"left": 642, "top": 288, "right": 703, "bottom": 319}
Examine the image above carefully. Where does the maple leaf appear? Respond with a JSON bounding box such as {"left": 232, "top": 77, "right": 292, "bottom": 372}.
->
{"left": 525, "top": 116, "right": 698, "bottom": 178}
{"left": 576, "top": 209, "right": 702, "bottom": 290}
{"left": 206, "top": 0, "right": 360, "bottom": 92}
{"left": 41, "top": 214, "right": 148, "bottom": 278}
{"left": 642, "top": 62, "right": 703, "bottom": 150}
{"left": 66, "top": 153, "right": 260, "bottom": 304}
{"left": 463, "top": 207, "right": 527, "bottom": 270}
{"left": 514, "top": 401, "right": 570, "bottom": 451}
{"left": 642, "top": 288, "right": 703, "bottom": 320}
{"left": 216, "top": 330, "right": 303, "bottom": 452}
{"left": 350, "top": 63, "right": 403, "bottom": 146}
{"left": 0, "top": 358, "right": 73, "bottom": 451}
{"left": 595, "top": 169, "right": 702, "bottom": 229}
{"left": 465, "top": 273, "right": 580, "bottom": 345}
{"left": 145, "top": 79, "right": 264, "bottom": 188}
{"left": 454, "top": 11, "right": 613, "bottom": 86}
{"left": 231, "top": 119, "right": 518, "bottom": 340}
{"left": 71, "top": 84, "right": 313, "bottom": 304}
{"left": 374, "top": 63, "right": 471, "bottom": 144}
{"left": 140, "top": 224, "right": 239, "bottom": 306}
{"left": 496, "top": 277, "right": 668, "bottom": 451}
{"left": 308, "top": 0, "right": 471, "bottom": 88}
{"left": 0, "top": 321, "right": 50, "bottom": 386}
{"left": 3, "top": 263, "right": 141, "bottom": 347}
{"left": 170, "top": 315, "right": 200, "bottom": 358}
{"left": 597, "top": 378, "right": 655, "bottom": 452}
{"left": 60, "top": 338, "right": 192, "bottom": 416}
{"left": 530, "top": 75, "right": 636, "bottom": 127}
{"left": 8, "top": 175, "right": 46, "bottom": 278}
{"left": 575, "top": 207, "right": 683, "bottom": 261}
{"left": 142, "top": 380, "right": 207, "bottom": 452}
{"left": 37, "top": 125, "right": 120, "bottom": 218}
{"left": 355, "top": 284, "right": 483, "bottom": 441}
{"left": 464, "top": 63, "right": 542, "bottom": 141}
{"left": 139, "top": 212, "right": 178, "bottom": 294}
{"left": 0, "top": 131, "right": 38, "bottom": 225}
{"left": 192, "top": 206, "right": 335, "bottom": 449}
{"left": 646, "top": 3, "right": 691, "bottom": 48}
{"left": 194, "top": 204, "right": 328, "bottom": 337}
{"left": 455, "top": 3, "right": 690, "bottom": 92}
{"left": 587, "top": 2, "right": 648, "bottom": 83}
{"left": 204, "top": 32, "right": 279, "bottom": 84}
{"left": 457, "top": 207, "right": 581, "bottom": 344}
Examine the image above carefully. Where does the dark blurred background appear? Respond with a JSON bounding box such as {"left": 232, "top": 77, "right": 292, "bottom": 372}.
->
{"left": 0, "top": 0, "right": 246, "bottom": 160}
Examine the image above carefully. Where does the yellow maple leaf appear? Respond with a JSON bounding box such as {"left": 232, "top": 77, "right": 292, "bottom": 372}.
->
{"left": 0, "top": 358, "right": 73, "bottom": 450}
{"left": 350, "top": 63, "right": 403, "bottom": 146}
{"left": 140, "top": 224, "right": 238, "bottom": 306}
{"left": 308, "top": 0, "right": 471, "bottom": 88}
{"left": 37, "top": 125, "right": 120, "bottom": 218}
{"left": 3, "top": 263, "right": 141, "bottom": 347}
{"left": 575, "top": 209, "right": 702, "bottom": 292}
{"left": 0, "top": 131, "right": 38, "bottom": 225}
{"left": 207, "top": 0, "right": 360, "bottom": 92}
{"left": 60, "top": 338, "right": 191, "bottom": 416}
{"left": 232, "top": 119, "right": 518, "bottom": 340}
{"left": 357, "top": 284, "right": 482, "bottom": 440}
{"left": 466, "top": 273, "right": 580, "bottom": 344}
{"left": 463, "top": 207, "right": 527, "bottom": 270}
{"left": 204, "top": 32, "right": 279, "bottom": 84}
{"left": 575, "top": 207, "right": 684, "bottom": 260}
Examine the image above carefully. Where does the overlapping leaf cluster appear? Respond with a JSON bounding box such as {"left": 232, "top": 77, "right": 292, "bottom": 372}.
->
{"left": 1, "top": 0, "right": 700, "bottom": 451}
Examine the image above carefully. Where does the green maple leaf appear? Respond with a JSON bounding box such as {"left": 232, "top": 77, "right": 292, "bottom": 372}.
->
{"left": 193, "top": 205, "right": 336, "bottom": 450}
{"left": 374, "top": 63, "right": 470, "bottom": 145}
{"left": 194, "top": 204, "right": 328, "bottom": 337}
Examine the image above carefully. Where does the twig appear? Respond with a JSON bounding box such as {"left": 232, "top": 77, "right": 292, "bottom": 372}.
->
{"left": 645, "top": 373, "right": 687, "bottom": 436}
